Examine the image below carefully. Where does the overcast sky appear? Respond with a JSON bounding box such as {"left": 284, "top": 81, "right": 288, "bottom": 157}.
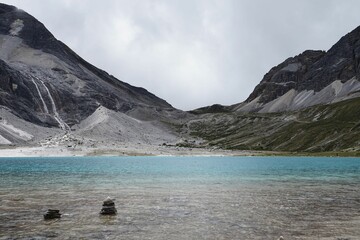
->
{"left": 3, "top": 0, "right": 360, "bottom": 110}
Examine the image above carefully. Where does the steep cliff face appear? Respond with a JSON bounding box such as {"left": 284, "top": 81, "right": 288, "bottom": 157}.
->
{"left": 236, "top": 26, "right": 360, "bottom": 113}
{"left": 0, "top": 4, "right": 175, "bottom": 130}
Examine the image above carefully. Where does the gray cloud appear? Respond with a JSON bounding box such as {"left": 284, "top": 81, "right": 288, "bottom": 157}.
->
{"left": 3, "top": 0, "right": 360, "bottom": 110}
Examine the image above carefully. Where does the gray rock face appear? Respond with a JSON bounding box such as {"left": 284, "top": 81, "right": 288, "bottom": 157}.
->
{"left": 0, "top": 59, "right": 46, "bottom": 125}
{"left": 0, "top": 3, "right": 175, "bottom": 129}
{"left": 246, "top": 50, "right": 326, "bottom": 104}
{"left": 243, "top": 26, "right": 360, "bottom": 112}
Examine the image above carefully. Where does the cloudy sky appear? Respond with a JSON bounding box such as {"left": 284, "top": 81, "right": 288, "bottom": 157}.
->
{"left": 3, "top": 0, "right": 360, "bottom": 110}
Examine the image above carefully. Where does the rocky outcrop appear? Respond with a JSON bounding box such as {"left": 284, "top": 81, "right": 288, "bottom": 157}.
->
{"left": 245, "top": 50, "right": 326, "bottom": 104}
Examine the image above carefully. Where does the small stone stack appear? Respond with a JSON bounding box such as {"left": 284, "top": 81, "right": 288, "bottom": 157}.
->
{"left": 100, "top": 197, "right": 117, "bottom": 215}
{"left": 44, "top": 209, "right": 61, "bottom": 220}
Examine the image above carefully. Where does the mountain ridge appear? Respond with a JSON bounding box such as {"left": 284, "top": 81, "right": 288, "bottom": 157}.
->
{"left": 0, "top": 3, "right": 176, "bottom": 129}
{"left": 233, "top": 25, "right": 360, "bottom": 113}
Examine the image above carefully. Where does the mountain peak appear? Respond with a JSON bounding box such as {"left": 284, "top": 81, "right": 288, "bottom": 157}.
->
{"left": 0, "top": 3, "right": 60, "bottom": 54}
{"left": 0, "top": 3, "right": 175, "bottom": 130}
{"left": 239, "top": 25, "right": 360, "bottom": 113}
{"left": 0, "top": 3, "right": 17, "bottom": 14}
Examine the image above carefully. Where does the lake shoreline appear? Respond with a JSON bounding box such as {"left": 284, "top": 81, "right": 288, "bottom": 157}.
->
{"left": 0, "top": 145, "right": 261, "bottom": 157}
{"left": 0, "top": 145, "right": 358, "bottom": 157}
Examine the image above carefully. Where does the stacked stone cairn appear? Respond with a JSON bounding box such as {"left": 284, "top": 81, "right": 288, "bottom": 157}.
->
{"left": 44, "top": 209, "right": 61, "bottom": 220}
{"left": 100, "top": 197, "right": 117, "bottom": 215}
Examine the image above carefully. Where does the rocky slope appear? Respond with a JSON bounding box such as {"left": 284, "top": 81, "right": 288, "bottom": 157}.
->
{"left": 189, "top": 26, "right": 360, "bottom": 153}
{"left": 234, "top": 26, "right": 360, "bottom": 113}
{"left": 0, "top": 4, "right": 182, "bottom": 126}
{"left": 0, "top": 3, "right": 187, "bottom": 147}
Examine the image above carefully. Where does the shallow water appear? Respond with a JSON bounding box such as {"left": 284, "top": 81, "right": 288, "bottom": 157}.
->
{"left": 0, "top": 156, "right": 359, "bottom": 239}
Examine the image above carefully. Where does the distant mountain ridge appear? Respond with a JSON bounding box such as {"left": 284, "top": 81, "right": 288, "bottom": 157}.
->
{"left": 234, "top": 26, "right": 360, "bottom": 113}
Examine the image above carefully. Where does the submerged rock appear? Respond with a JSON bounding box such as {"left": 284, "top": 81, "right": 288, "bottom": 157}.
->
{"left": 100, "top": 197, "right": 117, "bottom": 215}
{"left": 43, "top": 209, "right": 61, "bottom": 220}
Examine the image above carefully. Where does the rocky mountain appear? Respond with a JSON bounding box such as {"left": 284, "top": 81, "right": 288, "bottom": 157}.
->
{"left": 1, "top": 3, "right": 359, "bottom": 154}
{"left": 234, "top": 26, "right": 360, "bottom": 113}
{"left": 0, "top": 3, "right": 186, "bottom": 146}
{"left": 187, "top": 26, "right": 360, "bottom": 153}
{"left": 0, "top": 4, "right": 180, "bottom": 126}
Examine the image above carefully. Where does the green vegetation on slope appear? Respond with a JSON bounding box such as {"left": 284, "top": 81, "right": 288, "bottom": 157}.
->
{"left": 187, "top": 97, "right": 360, "bottom": 153}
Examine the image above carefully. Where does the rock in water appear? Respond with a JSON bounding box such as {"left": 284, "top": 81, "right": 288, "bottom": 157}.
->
{"left": 100, "top": 197, "right": 117, "bottom": 215}
{"left": 44, "top": 209, "right": 61, "bottom": 220}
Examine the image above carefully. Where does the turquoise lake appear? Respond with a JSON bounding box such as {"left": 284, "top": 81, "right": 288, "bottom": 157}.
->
{"left": 0, "top": 156, "right": 359, "bottom": 239}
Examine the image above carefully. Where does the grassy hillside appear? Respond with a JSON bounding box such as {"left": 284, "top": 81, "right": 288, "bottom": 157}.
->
{"left": 186, "top": 97, "right": 360, "bottom": 154}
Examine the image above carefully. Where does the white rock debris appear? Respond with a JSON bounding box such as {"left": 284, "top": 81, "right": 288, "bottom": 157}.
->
{"left": 9, "top": 19, "right": 24, "bottom": 36}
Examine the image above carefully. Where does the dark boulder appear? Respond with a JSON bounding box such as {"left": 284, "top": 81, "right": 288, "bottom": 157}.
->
{"left": 100, "top": 197, "right": 117, "bottom": 215}
{"left": 43, "top": 209, "right": 61, "bottom": 220}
